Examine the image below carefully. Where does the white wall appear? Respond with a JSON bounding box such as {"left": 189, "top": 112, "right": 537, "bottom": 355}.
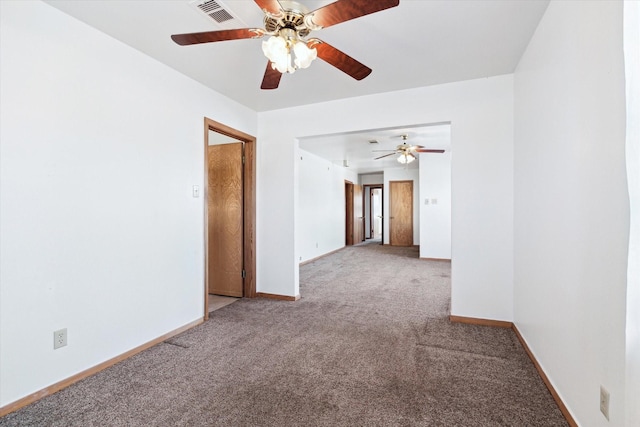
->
{"left": 0, "top": 1, "right": 256, "bottom": 407}
{"left": 419, "top": 152, "right": 452, "bottom": 259}
{"left": 624, "top": 3, "right": 640, "bottom": 425}
{"left": 297, "top": 149, "right": 357, "bottom": 263}
{"left": 514, "top": 1, "right": 628, "bottom": 425}
{"left": 258, "top": 74, "right": 514, "bottom": 321}
{"left": 360, "top": 173, "right": 384, "bottom": 185}
{"left": 383, "top": 167, "right": 420, "bottom": 245}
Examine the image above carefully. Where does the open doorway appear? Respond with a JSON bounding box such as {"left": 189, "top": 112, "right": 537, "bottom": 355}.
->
{"left": 370, "top": 186, "right": 383, "bottom": 241}
{"left": 298, "top": 122, "right": 451, "bottom": 275}
{"left": 204, "top": 118, "right": 256, "bottom": 319}
{"left": 364, "top": 185, "right": 383, "bottom": 243}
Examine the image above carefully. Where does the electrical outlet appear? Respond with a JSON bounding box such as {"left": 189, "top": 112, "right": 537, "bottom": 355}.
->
{"left": 53, "top": 328, "right": 67, "bottom": 349}
{"left": 600, "top": 385, "right": 610, "bottom": 420}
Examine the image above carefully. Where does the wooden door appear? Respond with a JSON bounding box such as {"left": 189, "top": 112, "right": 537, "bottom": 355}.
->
{"left": 345, "top": 182, "right": 354, "bottom": 245}
{"left": 389, "top": 180, "right": 413, "bottom": 246}
{"left": 208, "top": 142, "right": 243, "bottom": 297}
{"left": 353, "top": 184, "right": 364, "bottom": 243}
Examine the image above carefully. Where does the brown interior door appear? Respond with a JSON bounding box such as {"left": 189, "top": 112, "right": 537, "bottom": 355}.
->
{"left": 389, "top": 180, "right": 413, "bottom": 247}
{"left": 345, "top": 182, "right": 354, "bottom": 245}
{"left": 208, "top": 142, "right": 243, "bottom": 297}
{"left": 354, "top": 184, "right": 364, "bottom": 243}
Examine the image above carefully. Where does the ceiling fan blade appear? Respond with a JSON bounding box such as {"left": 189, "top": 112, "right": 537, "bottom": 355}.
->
{"left": 414, "top": 149, "right": 446, "bottom": 153}
{"left": 254, "top": 0, "right": 283, "bottom": 16}
{"left": 261, "top": 62, "right": 282, "bottom": 90}
{"left": 307, "top": 0, "right": 399, "bottom": 29}
{"left": 171, "top": 28, "right": 262, "bottom": 46}
{"left": 374, "top": 152, "right": 397, "bottom": 160}
{"left": 308, "top": 39, "right": 371, "bottom": 81}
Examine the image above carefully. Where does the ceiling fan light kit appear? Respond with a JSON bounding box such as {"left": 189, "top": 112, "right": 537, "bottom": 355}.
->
{"left": 261, "top": 28, "right": 317, "bottom": 74}
{"left": 171, "top": 0, "right": 400, "bottom": 89}
{"left": 397, "top": 153, "right": 415, "bottom": 164}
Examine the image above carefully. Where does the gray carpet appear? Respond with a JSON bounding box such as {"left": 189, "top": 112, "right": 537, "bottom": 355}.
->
{"left": 0, "top": 243, "right": 567, "bottom": 426}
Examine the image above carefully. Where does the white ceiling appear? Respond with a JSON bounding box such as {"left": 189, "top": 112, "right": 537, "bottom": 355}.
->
{"left": 299, "top": 123, "right": 451, "bottom": 174}
{"left": 45, "top": 0, "right": 549, "bottom": 113}
{"left": 45, "top": 0, "right": 548, "bottom": 174}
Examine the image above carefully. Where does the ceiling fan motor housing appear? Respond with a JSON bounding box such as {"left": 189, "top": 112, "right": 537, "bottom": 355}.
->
{"left": 264, "top": 8, "right": 311, "bottom": 38}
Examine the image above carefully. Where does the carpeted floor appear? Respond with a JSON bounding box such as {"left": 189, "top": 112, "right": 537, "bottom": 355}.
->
{"left": 0, "top": 243, "right": 568, "bottom": 426}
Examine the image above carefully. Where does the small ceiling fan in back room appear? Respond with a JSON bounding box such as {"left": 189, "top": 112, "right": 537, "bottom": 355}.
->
{"left": 373, "top": 135, "right": 445, "bottom": 165}
{"left": 171, "top": 0, "right": 400, "bottom": 89}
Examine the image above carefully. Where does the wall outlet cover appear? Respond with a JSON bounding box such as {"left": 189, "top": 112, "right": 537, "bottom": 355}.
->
{"left": 53, "top": 328, "right": 67, "bottom": 349}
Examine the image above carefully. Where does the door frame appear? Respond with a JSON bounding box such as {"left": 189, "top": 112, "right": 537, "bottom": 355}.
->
{"left": 204, "top": 118, "right": 256, "bottom": 319}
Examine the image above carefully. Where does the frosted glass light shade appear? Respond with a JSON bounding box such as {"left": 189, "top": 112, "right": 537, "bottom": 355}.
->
{"left": 262, "top": 36, "right": 293, "bottom": 73}
{"left": 397, "top": 153, "right": 415, "bottom": 164}
{"left": 293, "top": 41, "right": 317, "bottom": 69}
{"left": 262, "top": 35, "right": 317, "bottom": 74}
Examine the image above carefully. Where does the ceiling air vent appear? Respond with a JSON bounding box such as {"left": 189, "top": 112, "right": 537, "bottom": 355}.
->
{"left": 189, "top": 0, "right": 246, "bottom": 29}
